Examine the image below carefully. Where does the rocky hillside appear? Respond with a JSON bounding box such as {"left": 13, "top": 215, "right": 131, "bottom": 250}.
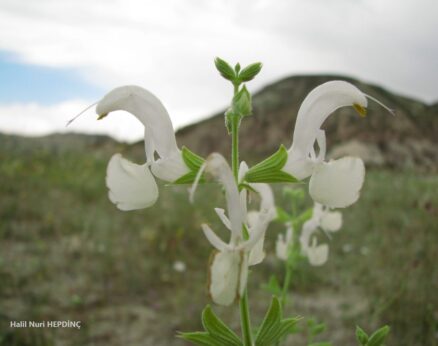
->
{"left": 176, "top": 75, "right": 438, "bottom": 170}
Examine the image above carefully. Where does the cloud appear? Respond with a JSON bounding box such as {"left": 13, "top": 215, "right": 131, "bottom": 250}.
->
{"left": 0, "top": 0, "right": 436, "bottom": 141}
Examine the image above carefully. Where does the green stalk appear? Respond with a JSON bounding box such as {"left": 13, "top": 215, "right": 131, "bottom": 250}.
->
{"left": 231, "top": 82, "right": 253, "bottom": 346}
{"left": 281, "top": 262, "right": 293, "bottom": 308}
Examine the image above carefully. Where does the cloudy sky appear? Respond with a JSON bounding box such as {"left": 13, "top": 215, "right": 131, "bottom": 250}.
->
{"left": 0, "top": 0, "right": 436, "bottom": 142}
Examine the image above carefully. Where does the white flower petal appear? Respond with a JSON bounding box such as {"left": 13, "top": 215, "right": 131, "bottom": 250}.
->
{"left": 96, "top": 85, "right": 179, "bottom": 160}
{"left": 290, "top": 81, "right": 367, "bottom": 160}
{"left": 214, "top": 208, "right": 232, "bottom": 231}
{"left": 241, "top": 208, "right": 276, "bottom": 253}
{"left": 206, "top": 154, "right": 244, "bottom": 239}
{"left": 275, "top": 234, "right": 288, "bottom": 261}
{"left": 320, "top": 211, "right": 343, "bottom": 232}
{"left": 106, "top": 154, "right": 158, "bottom": 210}
{"left": 238, "top": 161, "right": 249, "bottom": 183}
{"left": 151, "top": 151, "right": 189, "bottom": 182}
{"left": 208, "top": 251, "right": 243, "bottom": 306}
{"left": 309, "top": 157, "right": 365, "bottom": 208}
{"left": 201, "top": 224, "right": 230, "bottom": 252}
{"left": 282, "top": 156, "right": 315, "bottom": 180}
{"left": 247, "top": 211, "right": 265, "bottom": 266}
{"left": 251, "top": 183, "right": 275, "bottom": 212}
{"left": 307, "top": 242, "right": 329, "bottom": 266}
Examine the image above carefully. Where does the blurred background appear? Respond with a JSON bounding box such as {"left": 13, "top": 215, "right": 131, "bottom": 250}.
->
{"left": 0, "top": 1, "right": 437, "bottom": 345}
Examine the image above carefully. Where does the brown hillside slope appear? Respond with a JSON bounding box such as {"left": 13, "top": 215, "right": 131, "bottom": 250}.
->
{"left": 176, "top": 75, "right": 437, "bottom": 170}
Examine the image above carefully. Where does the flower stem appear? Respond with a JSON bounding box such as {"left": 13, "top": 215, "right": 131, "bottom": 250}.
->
{"left": 231, "top": 82, "right": 253, "bottom": 346}
{"left": 240, "top": 290, "right": 253, "bottom": 346}
{"left": 281, "top": 262, "right": 293, "bottom": 308}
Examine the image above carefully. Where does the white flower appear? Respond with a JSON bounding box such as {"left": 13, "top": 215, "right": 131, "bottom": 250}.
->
{"left": 275, "top": 223, "right": 293, "bottom": 261}
{"left": 96, "top": 86, "right": 189, "bottom": 210}
{"left": 173, "top": 260, "right": 186, "bottom": 272}
{"left": 299, "top": 203, "right": 343, "bottom": 266}
{"left": 283, "top": 81, "right": 368, "bottom": 208}
{"left": 199, "top": 154, "right": 276, "bottom": 306}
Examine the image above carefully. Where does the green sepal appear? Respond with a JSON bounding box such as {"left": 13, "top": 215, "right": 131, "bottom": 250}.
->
{"left": 202, "top": 305, "right": 242, "bottom": 346}
{"left": 214, "top": 57, "right": 236, "bottom": 82}
{"left": 238, "top": 62, "right": 262, "bottom": 82}
{"left": 245, "top": 146, "right": 297, "bottom": 183}
{"left": 182, "top": 146, "right": 205, "bottom": 171}
{"left": 232, "top": 85, "right": 252, "bottom": 117}
{"left": 173, "top": 171, "right": 204, "bottom": 185}
{"left": 254, "top": 296, "right": 301, "bottom": 346}
{"left": 173, "top": 147, "right": 205, "bottom": 185}
{"left": 367, "top": 325, "right": 390, "bottom": 346}
{"left": 355, "top": 325, "right": 369, "bottom": 345}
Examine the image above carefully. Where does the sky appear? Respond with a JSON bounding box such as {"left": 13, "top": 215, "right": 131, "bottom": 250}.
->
{"left": 0, "top": 0, "right": 437, "bottom": 142}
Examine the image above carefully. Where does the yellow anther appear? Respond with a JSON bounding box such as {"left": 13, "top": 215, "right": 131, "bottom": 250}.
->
{"left": 97, "top": 113, "right": 108, "bottom": 120}
{"left": 353, "top": 103, "right": 367, "bottom": 118}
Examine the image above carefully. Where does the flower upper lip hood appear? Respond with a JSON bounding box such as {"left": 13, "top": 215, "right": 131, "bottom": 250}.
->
{"left": 96, "top": 85, "right": 189, "bottom": 211}
{"left": 96, "top": 85, "right": 180, "bottom": 161}
{"left": 282, "top": 80, "right": 368, "bottom": 209}
{"left": 287, "top": 80, "right": 367, "bottom": 165}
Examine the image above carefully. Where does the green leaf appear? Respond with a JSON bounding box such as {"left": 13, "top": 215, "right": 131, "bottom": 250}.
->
{"left": 254, "top": 297, "right": 301, "bottom": 346}
{"left": 309, "top": 342, "right": 332, "bottom": 346}
{"left": 234, "top": 63, "right": 241, "bottom": 74}
{"left": 245, "top": 145, "right": 298, "bottom": 183}
{"left": 311, "top": 323, "right": 326, "bottom": 336}
{"left": 214, "top": 57, "right": 236, "bottom": 81}
{"left": 275, "top": 207, "right": 291, "bottom": 223}
{"left": 367, "top": 325, "right": 390, "bottom": 346}
{"left": 263, "top": 275, "right": 282, "bottom": 296}
{"left": 238, "top": 62, "right": 263, "bottom": 82}
{"left": 178, "top": 331, "right": 223, "bottom": 346}
{"left": 182, "top": 146, "right": 205, "bottom": 171}
{"left": 255, "top": 296, "right": 282, "bottom": 345}
{"left": 201, "top": 306, "right": 242, "bottom": 346}
{"left": 232, "top": 85, "right": 252, "bottom": 117}
{"left": 355, "top": 326, "right": 369, "bottom": 345}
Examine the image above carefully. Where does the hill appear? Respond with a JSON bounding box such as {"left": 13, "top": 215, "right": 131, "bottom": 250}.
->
{"left": 177, "top": 75, "right": 438, "bottom": 170}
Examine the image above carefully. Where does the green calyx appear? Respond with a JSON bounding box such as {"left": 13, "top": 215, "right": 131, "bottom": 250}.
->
{"left": 232, "top": 85, "right": 252, "bottom": 117}
{"left": 173, "top": 147, "right": 205, "bottom": 185}
{"left": 244, "top": 145, "right": 297, "bottom": 184}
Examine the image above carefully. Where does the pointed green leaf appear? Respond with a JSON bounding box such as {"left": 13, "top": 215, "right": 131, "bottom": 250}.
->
{"left": 238, "top": 62, "right": 262, "bottom": 82}
{"left": 355, "top": 326, "right": 369, "bottom": 345}
{"left": 234, "top": 63, "right": 241, "bottom": 74}
{"left": 201, "top": 306, "right": 242, "bottom": 346}
{"left": 276, "top": 207, "right": 291, "bottom": 222}
{"left": 367, "top": 325, "right": 390, "bottom": 346}
{"left": 255, "top": 296, "right": 282, "bottom": 345}
{"left": 311, "top": 323, "right": 326, "bottom": 336}
{"left": 214, "top": 57, "right": 236, "bottom": 81}
{"left": 178, "top": 331, "right": 223, "bottom": 346}
{"left": 264, "top": 275, "right": 282, "bottom": 296}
